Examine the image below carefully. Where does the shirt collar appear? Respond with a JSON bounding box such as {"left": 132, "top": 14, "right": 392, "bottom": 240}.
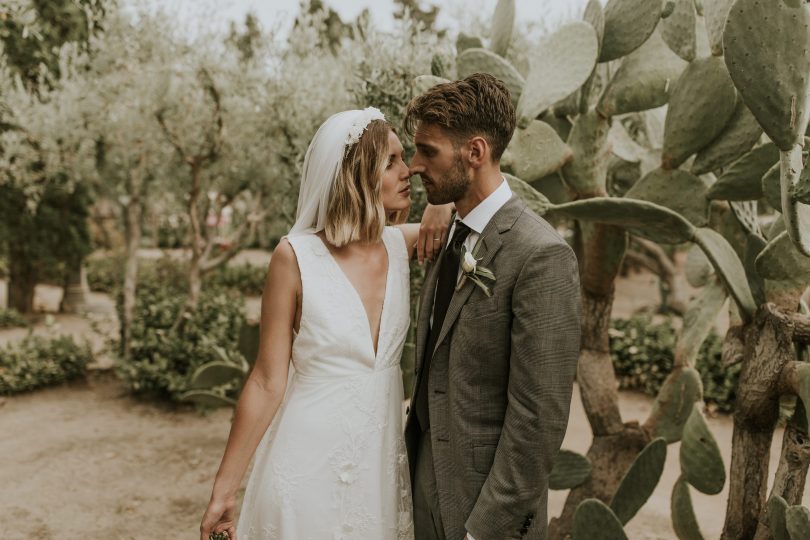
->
{"left": 457, "top": 177, "right": 512, "bottom": 234}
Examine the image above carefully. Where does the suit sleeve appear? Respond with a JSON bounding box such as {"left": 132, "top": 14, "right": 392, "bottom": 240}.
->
{"left": 465, "top": 240, "right": 581, "bottom": 539}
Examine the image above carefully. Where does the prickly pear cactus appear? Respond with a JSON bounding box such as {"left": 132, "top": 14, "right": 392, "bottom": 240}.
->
{"left": 680, "top": 404, "right": 726, "bottom": 495}
{"left": 549, "top": 449, "right": 593, "bottom": 490}
{"left": 573, "top": 499, "right": 628, "bottom": 540}
{"left": 609, "top": 438, "right": 667, "bottom": 524}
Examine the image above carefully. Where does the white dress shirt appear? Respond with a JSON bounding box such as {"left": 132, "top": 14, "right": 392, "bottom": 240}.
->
{"left": 429, "top": 178, "right": 513, "bottom": 328}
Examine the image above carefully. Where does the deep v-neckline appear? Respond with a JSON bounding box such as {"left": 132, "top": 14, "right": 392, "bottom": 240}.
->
{"left": 316, "top": 233, "right": 391, "bottom": 359}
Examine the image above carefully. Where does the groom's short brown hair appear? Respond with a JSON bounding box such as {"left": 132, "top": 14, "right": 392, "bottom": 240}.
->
{"left": 404, "top": 73, "right": 516, "bottom": 160}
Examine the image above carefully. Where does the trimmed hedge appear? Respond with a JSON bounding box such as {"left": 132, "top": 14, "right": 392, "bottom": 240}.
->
{"left": 0, "top": 335, "right": 93, "bottom": 394}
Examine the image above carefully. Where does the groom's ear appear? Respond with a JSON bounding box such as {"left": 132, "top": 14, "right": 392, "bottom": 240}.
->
{"left": 467, "top": 136, "right": 490, "bottom": 169}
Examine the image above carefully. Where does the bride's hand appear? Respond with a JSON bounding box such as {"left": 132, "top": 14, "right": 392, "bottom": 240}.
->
{"left": 417, "top": 203, "right": 454, "bottom": 263}
{"left": 200, "top": 495, "right": 237, "bottom": 540}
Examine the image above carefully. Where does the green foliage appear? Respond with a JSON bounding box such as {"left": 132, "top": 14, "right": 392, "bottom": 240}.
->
{"left": 0, "top": 307, "right": 27, "bottom": 328}
{"left": 115, "top": 278, "right": 246, "bottom": 402}
{"left": 0, "top": 334, "right": 92, "bottom": 394}
{"left": 609, "top": 316, "right": 740, "bottom": 413}
{"left": 87, "top": 254, "right": 267, "bottom": 297}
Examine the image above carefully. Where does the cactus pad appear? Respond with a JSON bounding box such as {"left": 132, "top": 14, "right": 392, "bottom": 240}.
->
{"left": 561, "top": 109, "right": 611, "bottom": 194}
{"left": 411, "top": 75, "right": 450, "bottom": 98}
{"left": 767, "top": 494, "right": 790, "bottom": 540}
{"left": 549, "top": 197, "right": 696, "bottom": 244}
{"left": 756, "top": 230, "right": 810, "bottom": 309}
{"left": 549, "top": 449, "right": 593, "bottom": 490}
{"left": 692, "top": 98, "right": 763, "bottom": 175}
{"left": 671, "top": 476, "right": 706, "bottom": 540}
{"left": 680, "top": 404, "right": 726, "bottom": 494}
{"left": 662, "top": 56, "right": 737, "bottom": 170}
{"left": 781, "top": 145, "right": 810, "bottom": 256}
{"left": 502, "top": 120, "right": 572, "bottom": 182}
{"left": 600, "top": 0, "right": 663, "bottom": 62}
{"left": 693, "top": 226, "right": 757, "bottom": 321}
{"left": 661, "top": 0, "right": 698, "bottom": 61}
{"left": 686, "top": 244, "right": 715, "bottom": 288}
{"left": 456, "top": 32, "right": 483, "bottom": 54}
{"left": 676, "top": 280, "right": 728, "bottom": 367}
{"left": 456, "top": 48, "right": 524, "bottom": 106}
{"left": 189, "top": 361, "right": 246, "bottom": 389}
{"left": 762, "top": 162, "right": 783, "bottom": 212}
{"left": 180, "top": 390, "right": 237, "bottom": 408}
{"left": 707, "top": 142, "right": 779, "bottom": 201}
{"left": 704, "top": 0, "right": 734, "bottom": 56}
{"left": 517, "top": 21, "right": 598, "bottom": 126}
{"left": 597, "top": 29, "right": 687, "bottom": 117}
{"left": 648, "top": 367, "right": 703, "bottom": 442}
{"left": 610, "top": 438, "right": 667, "bottom": 525}
{"left": 573, "top": 499, "right": 628, "bottom": 540}
{"left": 503, "top": 173, "right": 552, "bottom": 216}
{"left": 490, "top": 0, "right": 515, "bottom": 57}
{"left": 786, "top": 505, "right": 810, "bottom": 540}
{"left": 624, "top": 167, "right": 710, "bottom": 227}
{"left": 723, "top": 0, "right": 810, "bottom": 151}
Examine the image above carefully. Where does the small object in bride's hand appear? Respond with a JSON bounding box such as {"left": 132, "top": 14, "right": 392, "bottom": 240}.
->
{"left": 210, "top": 532, "right": 230, "bottom": 540}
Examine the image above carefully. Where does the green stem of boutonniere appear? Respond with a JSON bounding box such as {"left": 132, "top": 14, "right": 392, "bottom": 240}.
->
{"left": 456, "top": 238, "right": 496, "bottom": 297}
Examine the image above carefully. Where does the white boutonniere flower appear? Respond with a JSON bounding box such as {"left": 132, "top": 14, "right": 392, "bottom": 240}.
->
{"left": 456, "top": 240, "right": 496, "bottom": 296}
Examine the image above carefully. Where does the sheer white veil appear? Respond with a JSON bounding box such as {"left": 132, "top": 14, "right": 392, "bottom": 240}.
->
{"left": 288, "top": 107, "right": 386, "bottom": 236}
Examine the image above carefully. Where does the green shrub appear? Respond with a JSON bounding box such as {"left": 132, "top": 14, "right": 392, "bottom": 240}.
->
{"left": 115, "top": 279, "right": 247, "bottom": 402}
{"left": 0, "top": 308, "right": 27, "bottom": 328}
{"left": 0, "top": 335, "right": 93, "bottom": 394}
{"left": 207, "top": 262, "right": 267, "bottom": 296}
{"left": 610, "top": 316, "right": 740, "bottom": 413}
{"left": 87, "top": 254, "right": 266, "bottom": 296}
{"left": 86, "top": 252, "right": 126, "bottom": 293}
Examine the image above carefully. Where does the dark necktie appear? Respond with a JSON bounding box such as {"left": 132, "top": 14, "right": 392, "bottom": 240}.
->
{"left": 415, "top": 220, "right": 471, "bottom": 431}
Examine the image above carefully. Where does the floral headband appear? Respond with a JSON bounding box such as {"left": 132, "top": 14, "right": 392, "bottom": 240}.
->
{"left": 345, "top": 107, "right": 385, "bottom": 146}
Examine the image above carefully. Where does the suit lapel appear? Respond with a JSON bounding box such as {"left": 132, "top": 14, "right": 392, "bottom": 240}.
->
{"left": 430, "top": 226, "right": 503, "bottom": 357}
{"left": 429, "top": 195, "right": 525, "bottom": 358}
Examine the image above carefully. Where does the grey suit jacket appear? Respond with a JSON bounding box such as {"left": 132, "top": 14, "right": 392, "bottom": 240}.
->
{"left": 404, "top": 195, "right": 581, "bottom": 540}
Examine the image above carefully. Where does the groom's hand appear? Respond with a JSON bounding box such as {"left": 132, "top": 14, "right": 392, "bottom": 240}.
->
{"left": 417, "top": 203, "right": 453, "bottom": 263}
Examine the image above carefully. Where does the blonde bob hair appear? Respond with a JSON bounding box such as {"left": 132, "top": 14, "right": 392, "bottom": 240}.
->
{"left": 324, "top": 119, "right": 403, "bottom": 247}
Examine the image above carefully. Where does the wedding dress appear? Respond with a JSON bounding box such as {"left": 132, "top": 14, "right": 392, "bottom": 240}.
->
{"left": 237, "top": 226, "right": 414, "bottom": 540}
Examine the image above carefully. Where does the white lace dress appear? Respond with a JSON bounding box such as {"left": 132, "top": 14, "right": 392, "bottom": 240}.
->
{"left": 237, "top": 227, "right": 414, "bottom": 540}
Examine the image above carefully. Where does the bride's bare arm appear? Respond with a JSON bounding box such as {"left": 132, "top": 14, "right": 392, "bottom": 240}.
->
{"left": 200, "top": 238, "right": 300, "bottom": 540}
{"left": 396, "top": 203, "right": 454, "bottom": 262}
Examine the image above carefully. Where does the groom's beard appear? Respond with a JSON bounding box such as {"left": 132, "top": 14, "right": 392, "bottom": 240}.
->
{"left": 423, "top": 153, "right": 470, "bottom": 205}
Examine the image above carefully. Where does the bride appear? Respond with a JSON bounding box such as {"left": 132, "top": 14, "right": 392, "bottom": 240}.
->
{"left": 199, "top": 107, "right": 451, "bottom": 540}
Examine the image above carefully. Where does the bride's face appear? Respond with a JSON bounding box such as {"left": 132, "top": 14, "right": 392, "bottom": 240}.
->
{"left": 379, "top": 130, "right": 412, "bottom": 213}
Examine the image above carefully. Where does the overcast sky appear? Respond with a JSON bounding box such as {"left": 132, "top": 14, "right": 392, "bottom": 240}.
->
{"left": 140, "top": 0, "right": 595, "bottom": 39}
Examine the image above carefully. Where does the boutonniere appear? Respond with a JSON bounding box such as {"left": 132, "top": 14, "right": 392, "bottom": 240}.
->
{"left": 457, "top": 240, "right": 496, "bottom": 297}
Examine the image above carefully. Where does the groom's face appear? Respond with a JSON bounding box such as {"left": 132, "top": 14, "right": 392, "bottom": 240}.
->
{"left": 410, "top": 123, "right": 470, "bottom": 205}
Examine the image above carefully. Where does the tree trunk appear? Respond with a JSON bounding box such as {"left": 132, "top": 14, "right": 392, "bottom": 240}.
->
{"left": 722, "top": 305, "right": 796, "bottom": 540}
{"left": 121, "top": 198, "right": 142, "bottom": 361}
{"left": 60, "top": 259, "right": 90, "bottom": 313}
{"left": 7, "top": 243, "right": 38, "bottom": 313}
{"left": 753, "top": 417, "right": 810, "bottom": 540}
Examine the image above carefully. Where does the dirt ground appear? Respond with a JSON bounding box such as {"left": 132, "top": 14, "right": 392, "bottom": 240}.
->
{"left": 0, "top": 257, "right": 801, "bottom": 539}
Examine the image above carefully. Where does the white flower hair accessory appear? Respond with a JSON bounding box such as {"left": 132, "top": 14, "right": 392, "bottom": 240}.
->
{"left": 345, "top": 107, "right": 385, "bottom": 146}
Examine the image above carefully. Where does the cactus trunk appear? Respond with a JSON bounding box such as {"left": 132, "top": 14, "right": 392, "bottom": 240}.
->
{"left": 722, "top": 305, "right": 797, "bottom": 539}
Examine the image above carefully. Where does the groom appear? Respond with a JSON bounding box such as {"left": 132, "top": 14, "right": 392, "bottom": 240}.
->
{"left": 404, "top": 73, "right": 581, "bottom": 540}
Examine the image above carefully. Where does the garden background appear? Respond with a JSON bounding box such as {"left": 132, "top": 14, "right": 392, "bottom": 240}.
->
{"left": 2, "top": 0, "right": 810, "bottom": 538}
